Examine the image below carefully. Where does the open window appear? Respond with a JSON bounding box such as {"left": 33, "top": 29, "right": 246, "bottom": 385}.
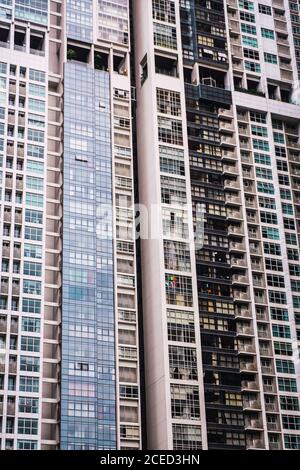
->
{"left": 30, "top": 30, "right": 45, "bottom": 56}
{"left": 155, "top": 54, "right": 178, "bottom": 77}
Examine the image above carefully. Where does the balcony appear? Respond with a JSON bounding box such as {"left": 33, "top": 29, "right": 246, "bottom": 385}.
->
{"left": 246, "top": 439, "right": 265, "bottom": 450}
{"left": 265, "top": 402, "right": 278, "bottom": 412}
{"left": 267, "top": 421, "right": 281, "bottom": 432}
{"left": 220, "top": 135, "right": 236, "bottom": 147}
{"left": 257, "top": 329, "right": 270, "bottom": 339}
{"left": 261, "top": 365, "right": 274, "bottom": 375}
{"left": 224, "top": 179, "right": 240, "bottom": 190}
{"left": 6, "top": 403, "right": 15, "bottom": 416}
{"left": 241, "top": 380, "right": 260, "bottom": 391}
{"left": 223, "top": 164, "right": 238, "bottom": 175}
{"left": 237, "top": 325, "right": 254, "bottom": 336}
{"left": 243, "top": 400, "right": 262, "bottom": 411}
{"left": 229, "top": 241, "right": 245, "bottom": 252}
{"left": 259, "top": 347, "right": 272, "bottom": 357}
{"left": 218, "top": 108, "right": 233, "bottom": 119}
{"left": 235, "top": 308, "right": 251, "bottom": 319}
{"left": 263, "top": 383, "right": 277, "bottom": 394}
{"left": 198, "top": 84, "right": 232, "bottom": 107}
{"left": 1, "top": 283, "right": 8, "bottom": 294}
{"left": 228, "top": 228, "right": 244, "bottom": 240}
{"left": 227, "top": 209, "right": 243, "bottom": 220}
{"left": 234, "top": 290, "right": 250, "bottom": 301}
{"left": 269, "top": 441, "right": 282, "bottom": 450}
{"left": 240, "top": 361, "right": 257, "bottom": 372}
{"left": 238, "top": 343, "right": 256, "bottom": 354}
{"left": 226, "top": 195, "right": 242, "bottom": 206}
{"left": 8, "top": 362, "right": 17, "bottom": 373}
{"left": 230, "top": 257, "right": 247, "bottom": 268}
{"left": 245, "top": 418, "right": 264, "bottom": 430}
{"left": 232, "top": 274, "right": 249, "bottom": 285}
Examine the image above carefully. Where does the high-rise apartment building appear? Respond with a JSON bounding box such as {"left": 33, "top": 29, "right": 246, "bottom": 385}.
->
{"left": 0, "top": 0, "right": 300, "bottom": 452}
{"left": 132, "top": 0, "right": 300, "bottom": 451}
{"left": 0, "top": 0, "right": 141, "bottom": 450}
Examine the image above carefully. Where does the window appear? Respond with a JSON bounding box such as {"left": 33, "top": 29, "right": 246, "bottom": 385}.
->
{"left": 261, "top": 28, "right": 274, "bottom": 39}
{"left": 278, "top": 378, "right": 297, "bottom": 392}
{"left": 26, "top": 193, "right": 43, "bottom": 208}
{"left": 158, "top": 116, "right": 183, "bottom": 145}
{"left": 172, "top": 424, "right": 202, "bottom": 450}
{"left": 264, "top": 243, "right": 281, "bottom": 256}
{"left": 277, "top": 161, "right": 289, "bottom": 174}
{"left": 159, "top": 146, "right": 185, "bottom": 176}
{"left": 23, "top": 262, "right": 42, "bottom": 277}
{"left": 25, "top": 227, "right": 43, "bottom": 241}
{"left": 284, "top": 218, "right": 295, "bottom": 230}
{"left": 282, "top": 416, "right": 300, "bottom": 430}
{"left": 253, "top": 139, "right": 269, "bottom": 151}
{"left": 19, "top": 376, "right": 39, "bottom": 393}
{"left": 161, "top": 176, "right": 187, "bottom": 205}
{"left": 262, "top": 227, "right": 280, "bottom": 240}
{"left": 274, "top": 341, "right": 293, "bottom": 356}
{"left": 265, "top": 258, "right": 283, "bottom": 272}
{"left": 252, "top": 125, "right": 268, "bottom": 137}
{"left": 245, "top": 61, "right": 261, "bottom": 73}
{"left": 27, "top": 160, "right": 44, "bottom": 175}
{"left": 21, "top": 318, "right": 40, "bottom": 333}
{"left": 272, "top": 324, "right": 291, "bottom": 339}
{"left": 257, "top": 182, "right": 274, "bottom": 194}
{"left": 276, "top": 359, "right": 295, "bottom": 374}
{"left": 284, "top": 434, "right": 300, "bottom": 449}
{"left": 29, "top": 83, "right": 45, "bottom": 98}
{"left": 280, "top": 189, "right": 291, "bottom": 200}
{"left": 21, "top": 336, "right": 40, "bottom": 352}
{"left": 241, "top": 23, "right": 256, "bottom": 35}
{"left": 167, "top": 309, "right": 195, "bottom": 343}
{"left": 23, "top": 280, "right": 41, "bottom": 295}
{"left": 242, "top": 36, "right": 258, "bottom": 47}
{"left": 26, "top": 176, "right": 43, "bottom": 191}
{"left": 254, "top": 153, "right": 271, "bottom": 165}
{"left": 20, "top": 356, "right": 40, "bottom": 373}
{"left": 275, "top": 146, "right": 286, "bottom": 158}
{"left": 24, "top": 244, "right": 42, "bottom": 259}
{"left": 25, "top": 209, "right": 43, "bottom": 224}
{"left": 22, "top": 298, "right": 41, "bottom": 314}
{"left": 169, "top": 345, "right": 198, "bottom": 380}
{"left": 260, "top": 212, "right": 278, "bottom": 224}
{"left": 278, "top": 174, "right": 290, "bottom": 186}
{"left": 27, "top": 144, "right": 44, "bottom": 159}
{"left": 18, "top": 419, "right": 38, "bottom": 435}
{"left": 269, "top": 291, "right": 287, "bottom": 304}
{"left": 267, "top": 274, "right": 285, "bottom": 288}
{"left": 259, "top": 4, "right": 272, "bottom": 15}
{"left": 264, "top": 53, "right": 277, "bottom": 64}
{"left": 286, "top": 233, "right": 297, "bottom": 245}
{"left": 170, "top": 384, "right": 200, "bottom": 419}
{"left": 157, "top": 88, "right": 181, "bottom": 116}
{"left": 256, "top": 168, "right": 273, "bottom": 180}
{"left": 240, "top": 11, "right": 255, "bottom": 22}
{"left": 271, "top": 308, "right": 289, "bottom": 322}
{"left": 165, "top": 274, "right": 193, "bottom": 307}
{"left": 29, "top": 69, "right": 45, "bottom": 83}
{"left": 19, "top": 397, "right": 39, "bottom": 414}
{"left": 288, "top": 249, "right": 299, "bottom": 261}
{"left": 250, "top": 112, "right": 266, "bottom": 123}
{"left": 17, "top": 440, "right": 38, "bottom": 450}
{"left": 239, "top": 0, "right": 254, "bottom": 11}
